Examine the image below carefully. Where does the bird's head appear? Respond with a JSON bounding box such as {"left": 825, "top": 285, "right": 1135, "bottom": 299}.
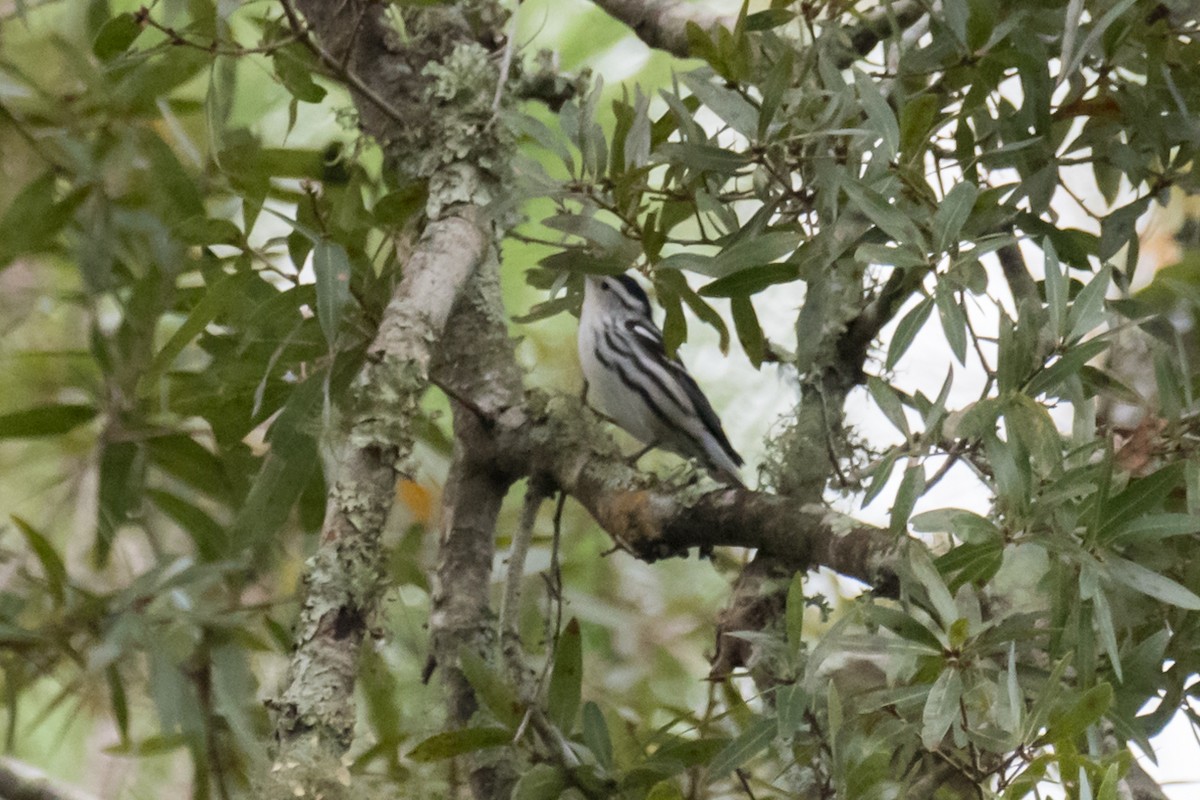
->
{"left": 584, "top": 274, "right": 653, "bottom": 321}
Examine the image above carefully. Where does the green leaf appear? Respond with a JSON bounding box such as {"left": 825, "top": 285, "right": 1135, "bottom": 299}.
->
{"left": 0, "top": 404, "right": 96, "bottom": 439}
{"left": 863, "top": 449, "right": 899, "bottom": 505}
{"left": 406, "top": 726, "right": 511, "bottom": 762}
{"left": 547, "top": 618, "right": 582, "bottom": 731}
{"left": 1102, "top": 514, "right": 1200, "bottom": 545}
{"left": 654, "top": 143, "right": 752, "bottom": 174}
{"left": 582, "top": 702, "right": 612, "bottom": 769}
{"left": 1105, "top": 557, "right": 1200, "bottom": 610}
{"left": 512, "top": 764, "right": 568, "bottom": 800}
{"left": 932, "top": 181, "right": 978, "bottom": 254}
{"left": 142, "top": 271, "right": 257, "bottom": 391}
{"left": 921, "top": 667, "right": 963, "bottom": 749}
{"left": 1043, "top": 239, "right": 1068, "bottom": 341}
{"left": 776, "top": 682, "right": 807, "bottom": 738}
{"left": 856, "top": 243, "right": 928, "bottom": 269}
{"left": 907, "top": 545, "right": 958, "bottom": 627}
{"left": 934, "top": 283, "right": 967, "bottom": 364}
{"left": 1066, "top": 265, "right": 1110, "bottom": 343}
{"left": 96, "top": 440, "right": 141, "bottom": 567}
{"left": 148, "top": 490, "right": 228, "bottom": 562}
{"left": 912, "top": 508, "right": 1001, "bottom": 544}
{"left": 1005, "top": 394, "right": 1061, "bottom": 470}
{"left": 0, "top": 173, "right": 87, "bottom": 268}
{"left": 1025, "top": 338, "right": 1109, "bottom": 397}
{"left": 272, "top": 48, "right": 327, "bottom": 104}
{"left": 867, "top": 376, "right": 910, "bottom": 437}
{"left": 935, "top": 540, "right": 1004, "bottom": 589}
{"left": 681, "top": 71, "right": 758, "bottom": 138}
{"left": 174, "top": 216, "right": 244, "bottom": 247}
{"left": 93, "top": 13, "right": 142, "bottom": 61}
{"left": 646, "top": 781, "right": 685, "bottom": 800}
{"left": 11, "top": 515, "right": 67, "bottom": 607}
{"left": 886, "top": 296, "right": 935, "bottom": 370}
{"left": 1090, "top": 587, "right": 1122, "bottom": 684}
{"left": 146, "top": 434, "right": 233, "bottom": 503}
{"left": 698, "top": 263, "right": 799, "bottom": 297}
{"left": 542, "top": 213, "right": 630, "bottom": 254}
{"left": 710, "top": 231, "right": 800, "bottom": 278}
{"left": 843, "top": 181, "right": 926, "bottom": 250}
{"left": 459, "top": 649, "right": 525, "bottom": 729}
{"left": 707, "top": 715, "right": 776, "bottom": 777}
{"left": 899, "top": 94, "right": 941, "bottom": 164}
{"left": 890, "top": 463, "right": 926, "bottom": 534}
{"left": 745, "top": 8, "right": 795, "bottom": 30}
{"left": 1041, "top": 683, "right": 1113, "bottom": 743}
{"left": 730, "top": 294, "right": 764, "bottom": 366}
{"left": 853, "top": 68, "right": 899, "bottom": 157}
{"left": 313, "top": 239, "right": 352, "bottom": 348}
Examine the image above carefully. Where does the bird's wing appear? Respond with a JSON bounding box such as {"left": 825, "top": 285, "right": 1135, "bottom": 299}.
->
{"left": 623, "top": 318, "right": 744, "bottom": 467}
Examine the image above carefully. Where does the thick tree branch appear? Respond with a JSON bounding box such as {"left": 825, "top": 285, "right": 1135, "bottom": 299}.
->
{"left": 588, "top": 0, "right": 736, "bottom": 58}
{"left": 428, "top": 263, "right": 527, "bottom": 800}
{"left": 997, "top": 240, "right": 1039, "bottom": 304}
{"left": 590, "top": 0, "right": 928, "bottom": 65}
{"left": 0, "top": 758, "right": 99, "bottom": 800}
{"left": 266, "top": 0, "right": 503, "bottom": 785}
{"left": 466, "top": 395, "right": 902, "bottom": 595}
{"left": 270, "top": 208, "right": 488, "bottom": 773}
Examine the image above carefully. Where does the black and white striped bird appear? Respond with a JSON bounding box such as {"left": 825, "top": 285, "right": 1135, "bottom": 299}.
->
{"left": 577, "top": 273, "right": 744, "bottom": 486}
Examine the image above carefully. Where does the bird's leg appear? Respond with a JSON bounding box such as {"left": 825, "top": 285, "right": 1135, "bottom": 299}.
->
{"left": 580, "top": 378, "right": 589, "bottom": 403}
{"left": 626, "top": 441, "right": 658, "bottom": 468}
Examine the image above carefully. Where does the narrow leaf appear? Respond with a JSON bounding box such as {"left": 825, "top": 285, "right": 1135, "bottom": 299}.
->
{"left": 932, "top": 181, "right": 978, "bottom": 254}
{"left": 853, "top": 68, "right": 900, "bottom": 157}
{"left": 459, "top": 649, "right": 524, "bottom": 729}
{"left": 582, "top": 702, "right": 613, "bottom": 769}
{"left": 1105, "top": 557, "right": 1200, "bottom": 610}
{"left": 921, "top": 668, "right": 963, "bottom": 749}
{"left": 707, "top": 715, "right": 776, "bottom": 777}
{"left": 886, "top": 296, "right": 935, "bottom": 370}
{"left": 11, "top": 515, "right": 67, "bottom": 606}
{"left": 0, "top": 404, "right": 95, "bottom": 439}
{"left": 547, "top": 618, "right": 582, "bottom": 731}
{"left": 406, "top": 726, "right": 511, "bottom": 762}
{"left": 1041, "top": 683, "right": 1113, "bottom": 743}
{"left": 312, "top": 239, "right": 352, "bottom": 348}
{"left": 889, "top": 463, "right": 926, "bottom": 534}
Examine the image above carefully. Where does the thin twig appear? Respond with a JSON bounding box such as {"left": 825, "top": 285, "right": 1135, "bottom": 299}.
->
{"left": 492, "top": 4, "right": 519, "bottom": 111}
{"left": 536, "top": 491, "right": 568, "bottom": 694}
{"left": 430, "top": 377, "right": 496, "bottom": 428}
{"left": 500, "top": 480, "right": 550, "bottom": 688}
{"left": 735, "top": 768, "right": 759, "bottom": 800}
{"left": 134, "top": 7, "right": 305, "bottom": 56}
{"left": 277, "top": 0, "right": 406, "bottom": 124}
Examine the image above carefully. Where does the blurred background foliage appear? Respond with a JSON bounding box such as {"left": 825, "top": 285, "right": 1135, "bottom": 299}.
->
{"left": 0, "top": 0, "right": 742, "bottom": 796}
{"left": 0, "top": 0, "right": 1199, "bottom": 799}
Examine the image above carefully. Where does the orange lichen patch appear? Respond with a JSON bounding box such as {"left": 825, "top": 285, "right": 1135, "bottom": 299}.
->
{"left": 396, "top": 479, "right": 434, "bottom": 523}
{"left": 594, "top": 487, "right": 661, "bottom": 548}
{"left": 1113, "top": 416, "right": 1168, "bottom": 475}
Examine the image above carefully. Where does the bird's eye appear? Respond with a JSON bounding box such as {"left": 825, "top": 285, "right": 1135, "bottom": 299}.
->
{"left": 599, "top": 281, "right": 610, "bottom": 292}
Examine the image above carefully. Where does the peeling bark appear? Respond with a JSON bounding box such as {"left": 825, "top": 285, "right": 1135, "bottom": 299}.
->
{"left": 428, "top": 263, "right": 527, "bottom": 800}
{"left": 270, "top": 209, "right": 488, "bottom": 776}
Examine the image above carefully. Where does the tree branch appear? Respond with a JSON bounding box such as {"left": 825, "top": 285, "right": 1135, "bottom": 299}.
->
{"left": 0, "top": 758, "right": 99, "bottom": 800}
{"left": 588, "top": 0, "right": 737, "bottom": 58}
{"left": 589, "top": 0, "right": 928, "bottom": 65}
{"left": 428, "top": 262, "right": 527, "bottom": 800}
{"left": 467, "top": 395, "right": 902, "bottom": 595}
{"left": 269, "top": 207, "right": 488, "bottom": 774}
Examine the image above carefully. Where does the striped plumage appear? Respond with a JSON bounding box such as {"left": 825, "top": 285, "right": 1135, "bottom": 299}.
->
{"left": 577, "top": 274, "right": 744, "bottom": 486}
